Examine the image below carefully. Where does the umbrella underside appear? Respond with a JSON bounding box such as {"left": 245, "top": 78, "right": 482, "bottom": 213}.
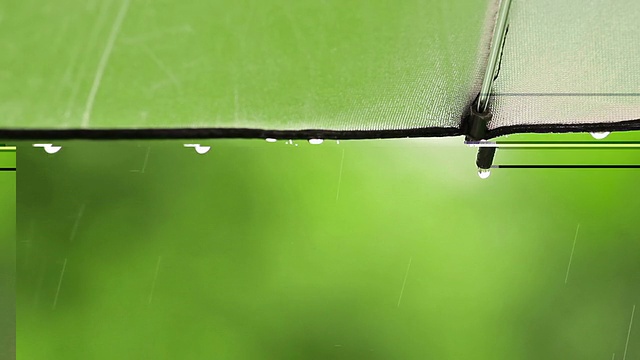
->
{"left": 1, "top": 0, "right": 638, "bottom": 139}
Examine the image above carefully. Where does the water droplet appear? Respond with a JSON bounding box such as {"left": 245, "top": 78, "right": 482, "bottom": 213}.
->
{"left": 477, "top": 168, "right": 491, "bottom": 179}
{"left": 184, "top": 144, "right": 210, "bottom": 154}
{"left": 33, "top": 144, "right": 62, "bottom": 154}
{"left": 45, "top": 145, "right": 61, "bottom": 154}
{"left": 265, "top": 138, "right": 277, "bottom": 143}
{"left": 308, "top": 139, "right": 324, "bottom": 145}
{"left": 590, "top": 132, "right": 610, "bottom": 140}
{"left": 337, "top": 140, "right": 340, "bottom": 144}
{"left": 194, "top": 145, "right": 210, "bottom": 154}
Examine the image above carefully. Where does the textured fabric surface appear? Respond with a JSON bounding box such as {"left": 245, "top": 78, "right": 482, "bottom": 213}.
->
{"left": 0, "top": 0, "right": 497, "bottom": 135}
{"left": 488, "top": 0, "right": 640, "bottom": 132}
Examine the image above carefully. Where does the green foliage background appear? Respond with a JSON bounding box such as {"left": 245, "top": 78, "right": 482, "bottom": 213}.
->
{"left": 13, "top": 132, "right": 640, "bottom": 359}
{"left": 0, "top": 149, "right": 15, "bottom": 358}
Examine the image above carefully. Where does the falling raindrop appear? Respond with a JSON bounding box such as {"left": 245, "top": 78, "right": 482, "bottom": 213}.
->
{"left": 266, "top": 138, "right": 277, "bottom": 143}
{"left": 590, "top": 132, "right": 610, "bottom": 140}
{"left": 477, "top": 168, "right": 491, "bottom": 179}
{"left": 308, "top": 139, "right": 324, "bottom": 145}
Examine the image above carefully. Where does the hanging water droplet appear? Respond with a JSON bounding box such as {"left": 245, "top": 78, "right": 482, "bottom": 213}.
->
{"left": 337, "top": 140, "right": 340, "bottom": 144}
{"left": 46, "top": 146, "right": 61, "bottom": 154}
{"left": 194, "top": 145, "right": 210, "bottom": 154}
{"left": 477, "top": 168, "right": 491, "bottom": 179}
{"left": 33, "top": 143, "right": 62, "bottom": 154}
{"left": 184, "top": 144, "right": 210, "bottom": 154}
{"left": 45, "top": 145, "right": 62, "bottom": 154}
{"left": 590, "top": 132, "right": 610, "bottom": 140}
{"left": 308, "top": 139, "right": 324, "bottom": 145}
{"left": 265, "top": 138, "right": 277, "bottom": 143}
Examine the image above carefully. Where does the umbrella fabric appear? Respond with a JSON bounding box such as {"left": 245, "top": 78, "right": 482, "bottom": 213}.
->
{"left": 487, "top": 0, "right": 640, "bottom": 137}
{"left": 1, "top": 0, "right": 638, "bottom": 139}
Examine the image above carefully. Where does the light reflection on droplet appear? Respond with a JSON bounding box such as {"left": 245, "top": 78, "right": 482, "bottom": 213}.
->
{"left": 308, "top": 139, "right": 324, "bottom": 145}
{"left": 265, "top": 138, "right": 277, "bottom": 143}
{"left": 477, "top": 168, "right": 491, "bottom": 179}
{"left": 590, "top": 132, "right": 610, "bottom": 140}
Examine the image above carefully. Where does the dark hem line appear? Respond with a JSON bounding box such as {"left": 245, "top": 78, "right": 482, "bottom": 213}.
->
{"left": 0, "top": 127, "right": 462, "bottom": 140}
{"left": 0, "top": 118, "right": 638, "bottom": 141}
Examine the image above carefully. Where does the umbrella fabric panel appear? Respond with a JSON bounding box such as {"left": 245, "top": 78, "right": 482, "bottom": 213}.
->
{"left": 487, "top": 0, "right": 640, "bottom": 134}
{"left": 0, "top": 0, "right": 497, "bottom": 134}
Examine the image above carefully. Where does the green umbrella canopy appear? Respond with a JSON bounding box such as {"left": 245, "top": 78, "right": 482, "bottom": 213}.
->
{"left": 0, "top": 0, "right": 638, "bottom": 139}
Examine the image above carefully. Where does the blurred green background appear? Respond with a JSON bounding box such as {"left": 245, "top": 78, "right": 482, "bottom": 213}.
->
{"left": 0, "top": 148, "right": 15, "bottom": 359}
{"left": 14, "top": 132, "right": 640, "bottom": 359}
